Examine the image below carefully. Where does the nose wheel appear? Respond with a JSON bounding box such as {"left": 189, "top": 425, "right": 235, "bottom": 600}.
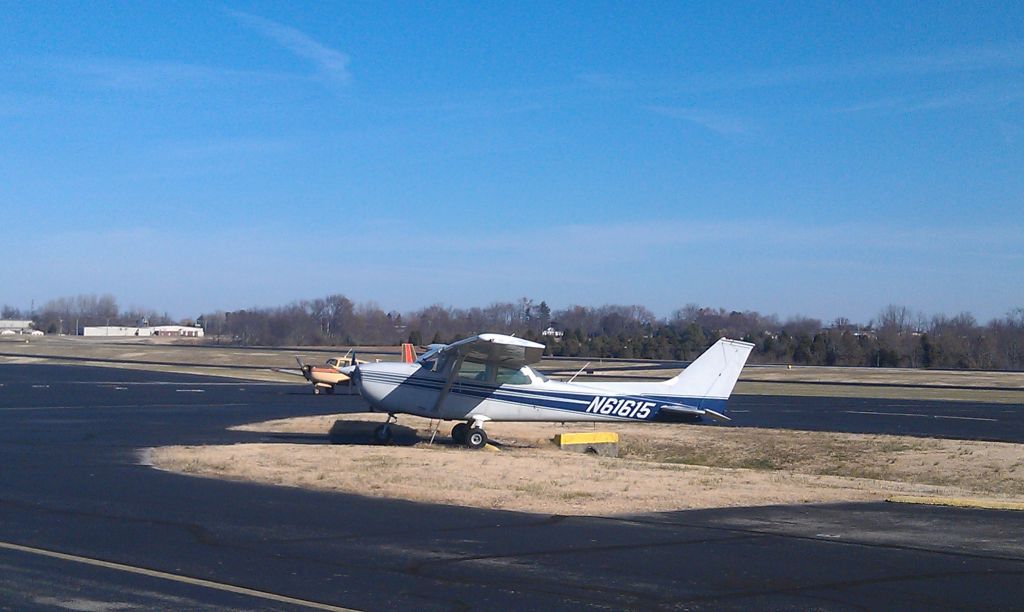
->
{"left": 373, "top": 414, "right": 398, "bottom": 445}
{"left": 465, "top": 427, "right": 488, "bottom": 449}
{"left": 451, "top": 422, "right": 487, "bottom": 449}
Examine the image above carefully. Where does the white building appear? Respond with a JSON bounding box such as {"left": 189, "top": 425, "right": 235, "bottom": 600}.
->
{"left": 151, "top": 325, "right": 204, "bottom": 337}
{"left": 83, "top": 325, "right": 204, "bottom": 338}
{"left": 0, "top": 320, "right": 37, "bottom": 335}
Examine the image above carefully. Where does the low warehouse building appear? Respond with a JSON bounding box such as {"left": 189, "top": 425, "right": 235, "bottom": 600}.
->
{"left": 83, "top": 325, "right": 204, "bottom": 338}
{"left": 0, "top": 320, "right": 40, "bottom": 335}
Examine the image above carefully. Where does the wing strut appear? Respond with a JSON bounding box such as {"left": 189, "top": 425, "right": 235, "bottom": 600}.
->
{"left": 431, "top": 356, "right": 462, "bottom": 416}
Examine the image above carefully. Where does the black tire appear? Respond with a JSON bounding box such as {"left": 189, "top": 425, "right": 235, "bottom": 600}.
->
{"left": 451, "top": 423, "right": 469, "bottom": 444}
{"left": 465, "top": 427, "right": 487, "bottom": 449}
{"left": 313, "top": 386, "right": 322, "bottom": 395}
{"left": 373, "top": 424, "right": 393, "bottom": 445}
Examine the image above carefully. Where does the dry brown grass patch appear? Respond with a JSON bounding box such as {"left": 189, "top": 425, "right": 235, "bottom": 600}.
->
{"left": 149, "top": 413, "right": 1024, "bottom": 516}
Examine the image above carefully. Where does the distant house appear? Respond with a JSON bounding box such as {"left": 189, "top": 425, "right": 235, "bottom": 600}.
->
{"left": 541, "top": 326, "right": 564, "bottom": 339}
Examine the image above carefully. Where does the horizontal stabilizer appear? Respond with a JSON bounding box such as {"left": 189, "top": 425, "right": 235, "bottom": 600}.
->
{"left": 658, "top": 403, "right": 732, "bottom": 422}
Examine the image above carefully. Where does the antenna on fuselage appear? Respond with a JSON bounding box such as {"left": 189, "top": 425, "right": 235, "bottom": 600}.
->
{"left": 567, "top": 362, "right": 591, "bottom": 384}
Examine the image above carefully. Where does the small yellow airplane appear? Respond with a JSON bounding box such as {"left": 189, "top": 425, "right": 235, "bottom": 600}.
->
{"left": 294, "top": 344, "right": 417, "bottom": 395}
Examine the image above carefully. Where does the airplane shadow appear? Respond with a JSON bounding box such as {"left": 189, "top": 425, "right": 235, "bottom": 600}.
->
{"left": 256, "top": 421, "right": 422, "bottom": 446}
{"left": 327, "top": 420, "right": 422, "bottom": 446}
{"left": 253, "top": 422, "right": 532, "bottom": 450}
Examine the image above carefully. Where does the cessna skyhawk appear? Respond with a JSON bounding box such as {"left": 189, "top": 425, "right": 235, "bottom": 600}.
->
{"left": 341, "top": 333, "right": 754, "bottom": 448}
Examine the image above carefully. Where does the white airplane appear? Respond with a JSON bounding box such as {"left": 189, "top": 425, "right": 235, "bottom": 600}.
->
{"left": 342, "top": 333, "right": 754, "bottom": 448}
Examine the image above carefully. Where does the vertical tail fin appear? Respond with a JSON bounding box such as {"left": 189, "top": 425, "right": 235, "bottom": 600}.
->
{"left": 401, "top": 343, "right": 417, "bottom": 363}
{"left": 663, "top": 338, "right": 754, "bottom": 400}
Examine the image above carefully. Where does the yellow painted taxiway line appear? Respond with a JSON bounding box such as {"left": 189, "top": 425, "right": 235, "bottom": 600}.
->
{"left": 886, "top": 496, "right": 1024, "bottom": 511}
{"left": 0, "top": 540, "right": 357, "bottom": 611}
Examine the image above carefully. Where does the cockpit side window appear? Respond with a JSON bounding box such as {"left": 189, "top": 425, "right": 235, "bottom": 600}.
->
{"left": 456, "top": 360, "right": 489, "bottom": 382}
{"left": 495, "top": 366, "right": 531, "bottom": 385}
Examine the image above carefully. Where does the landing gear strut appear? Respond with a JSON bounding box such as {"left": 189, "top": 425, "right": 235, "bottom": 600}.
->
{"left": 373, "top": 414, "right": 397, "bottom": 445}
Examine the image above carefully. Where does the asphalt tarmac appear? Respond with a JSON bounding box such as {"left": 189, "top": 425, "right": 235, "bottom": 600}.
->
{"left": 1, "top": 364, "right": 1023, "bottom": 610}
{"left": 728, "top": 393, "right": 1024, "bottom": 443}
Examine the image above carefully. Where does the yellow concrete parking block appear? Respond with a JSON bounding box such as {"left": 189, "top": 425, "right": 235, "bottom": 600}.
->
{"left": 554, "top": 432, "right": 619, "bottom": 446}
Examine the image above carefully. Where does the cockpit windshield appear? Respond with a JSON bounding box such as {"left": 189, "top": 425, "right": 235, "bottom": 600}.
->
{"left": 415, "top": 347, "right": 548, "bottom": 384}
{"left": 524, "top": 365, "right": 548, "bottom": 383}
{"left": 415, "top": 346, "right": 443, "bottom": 371}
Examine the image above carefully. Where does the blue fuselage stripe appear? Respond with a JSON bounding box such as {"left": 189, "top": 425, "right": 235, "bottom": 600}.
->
{"left": 358, "top": 371, "right": 728, "bottom": 419}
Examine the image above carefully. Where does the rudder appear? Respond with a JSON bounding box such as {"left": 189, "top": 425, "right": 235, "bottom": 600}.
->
{"left": 663, "top": 338, "right": 754, "bottom": 400}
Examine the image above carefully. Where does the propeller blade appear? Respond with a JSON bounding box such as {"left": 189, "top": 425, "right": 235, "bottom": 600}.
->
{"left": 337, "top": 351, "right": 358, "bottom": 377}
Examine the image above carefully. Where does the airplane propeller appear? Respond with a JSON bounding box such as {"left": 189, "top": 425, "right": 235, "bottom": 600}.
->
{"left": 295, "top": 356, "right": 311, "bottom": 379}
{"left": 338, "top": 351, "right": 359, "bottom": 394}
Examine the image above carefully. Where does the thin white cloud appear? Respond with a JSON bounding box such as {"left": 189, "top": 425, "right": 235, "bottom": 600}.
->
{"left": 908, "top": 84, "right": 1024, "bottom": 111}
{"left": 677, "top": 42, "right": 1024, "bottom": 94}
{"left": 227, "top": 9, "right": 351, "bottom": 85}
{"left": 647, "top": 106, "right": 748, "bottom": 136}
{"left": 836, "top": 83, "right": 1024, "bottom": 114}
{"left": 49, "top": 56, "right": 297, "bottom": 90}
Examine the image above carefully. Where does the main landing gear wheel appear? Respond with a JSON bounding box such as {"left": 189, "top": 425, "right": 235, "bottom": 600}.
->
{"left": 465, "top": 427, "right": 488, "bottom": 450}
{"left": 373, "top": 423, "right": 393, "bottom": 445}
{"left": 451, "top": 423, "right": 469, "bottom": 444}
{"left": 313, "top": 386, "right": 323, "bottom": 395}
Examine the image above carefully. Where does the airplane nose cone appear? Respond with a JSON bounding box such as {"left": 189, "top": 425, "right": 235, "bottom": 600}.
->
{"left": 352, "top": 365, "right": 385, "bottom": 406}
{"left": 352, "top": 362, "right": 412, "bottom": 410}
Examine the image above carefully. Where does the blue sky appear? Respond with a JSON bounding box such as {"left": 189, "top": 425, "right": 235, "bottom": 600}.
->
{"left": 1, "top": 2, "right": 1021, "bottom": 323}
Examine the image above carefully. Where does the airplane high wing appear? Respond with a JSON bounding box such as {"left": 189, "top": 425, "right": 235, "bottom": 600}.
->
{"left": 345, "top": 332, "right": 754, "bottom": 449}
{"left": 438, "top": 334, "right": 545, "bottom": 367}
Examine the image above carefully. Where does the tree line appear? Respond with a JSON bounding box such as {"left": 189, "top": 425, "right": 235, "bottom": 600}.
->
{"left": 2, "top": 295, "right": 173, "bottom": 335}
{"left": 4, "top": 295, "right": 1023, "bottom": 370}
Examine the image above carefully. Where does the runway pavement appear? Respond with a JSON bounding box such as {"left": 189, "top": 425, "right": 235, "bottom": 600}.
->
{"left": 728, "top": 393, "right": 1024, "bottom": 442}
{"left": 1, "top": 363, "right": 1023, "bottom": 610}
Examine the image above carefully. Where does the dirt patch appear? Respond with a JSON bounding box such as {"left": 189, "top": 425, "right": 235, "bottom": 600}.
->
{"left": 149, "top": 414, "right": 1024, "bottom": 516}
